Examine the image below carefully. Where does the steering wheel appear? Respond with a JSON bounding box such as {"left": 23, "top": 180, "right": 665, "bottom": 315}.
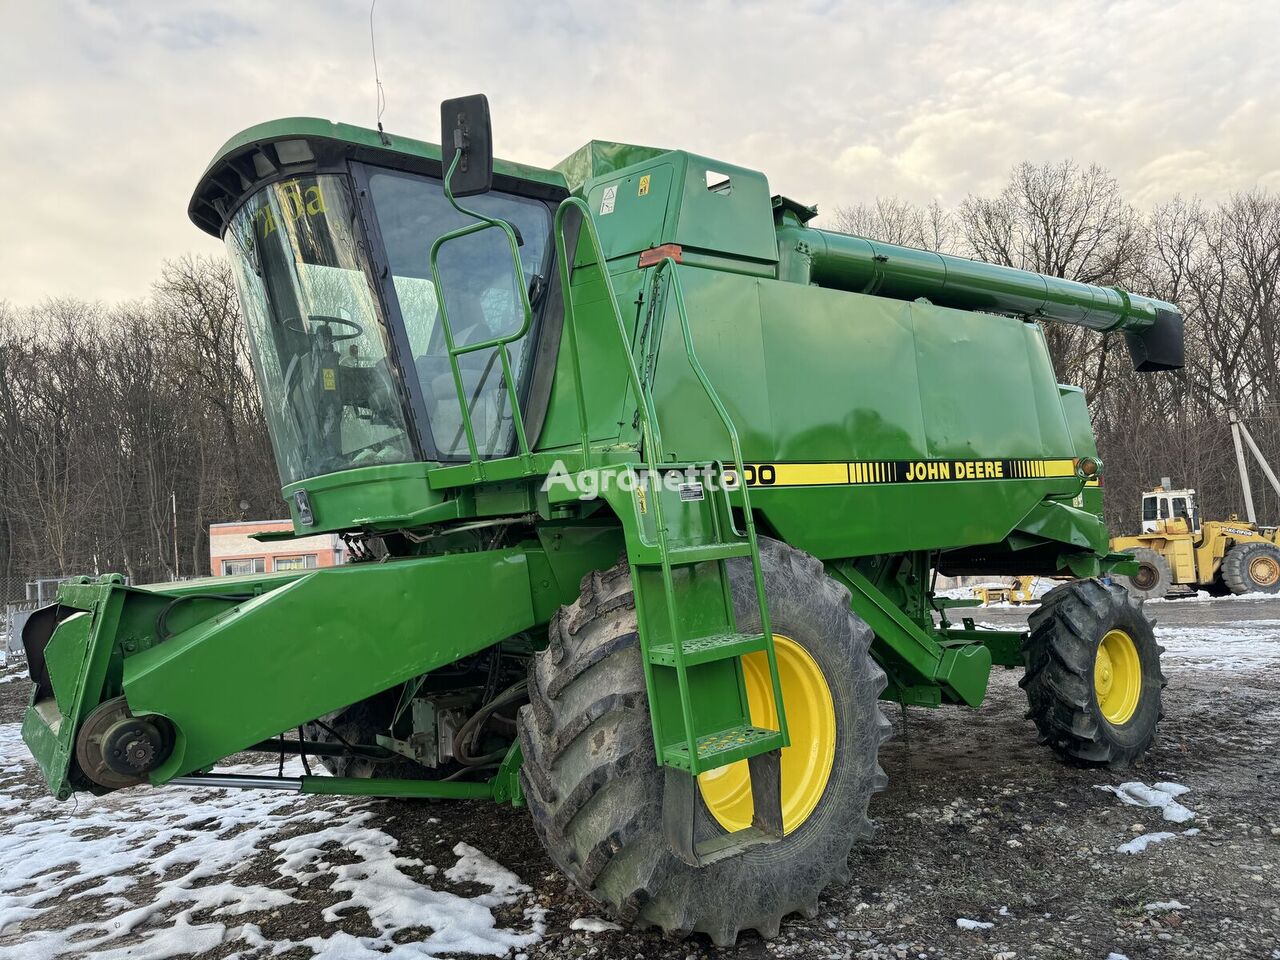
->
{"left": 284, "top": 314, "right": 364, "bottom": 342}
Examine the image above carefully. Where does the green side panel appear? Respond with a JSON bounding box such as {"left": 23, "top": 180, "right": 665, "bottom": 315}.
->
{"left": 1014, "top": 500, "right": 1108, "bottom": 554}
{"left": 280, "top": 462, "right": 447, "bottom": 535}
{"left": 915, "top": 313, "right": 1072, "bottom": 458}
{"left": 648, "top": 267, "right": 1084, "bottom": 559}
{"left": 124, "top": 550, "right": 537, "bottom": 781}
{"left": 669, "top": 153, "right": 778, "bottom": 263}
{"left": 581, "top": 163, "right": 675, "bottom": 262}
{"left": 21, "top": 579, "right": 135, "bottom": 798}
{"left": 1059, "top": 385, "right": 1105, "bottom": 519}
{"left": 534, "top": 267, "right": 645, "bottom": 452}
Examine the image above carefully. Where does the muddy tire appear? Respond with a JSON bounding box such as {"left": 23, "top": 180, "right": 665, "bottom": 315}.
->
{"left": 1221, "top": 541, "right": 1280, "bottom": 595}
{"left": 1021, "top": 579, "right": 1164, "bottom": 769}
{"left": 1116, "top": 547, "right": 1172, "bottom": 600}
{"left": 518, "top": 539, "right": 888, "bottom": 944}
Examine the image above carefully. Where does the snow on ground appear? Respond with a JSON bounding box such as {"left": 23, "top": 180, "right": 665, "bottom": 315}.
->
{"left": 1155, "top": 619, "right": 1280, "bottom": 670}
{"left": 569, "top": 917, "right": 623, "bottom": 933}
{"left": 1116, "top": 828, "right": 1200, "bottom": 855}
{"left": 0, "top": 722, "right": 543, "bottom": 959}
{"left": 1093, "top": 782, "right": 1196, "bottom": 823}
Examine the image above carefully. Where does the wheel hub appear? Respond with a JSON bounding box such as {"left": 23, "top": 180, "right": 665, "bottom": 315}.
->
{"left": 698, "top": 634, "right": 836, "bottom": 836}
{"left": 1249, "top": 555, "right": 1280, "bottom": 587}
{"left": 1095, "top": 629, "right": 1142, "bottom": 726}
{"left": 75, "top": 697, "right": 172, "bottom": 790}
{"left": 1133, "top": 564, "right": 1157, "bottom": 589}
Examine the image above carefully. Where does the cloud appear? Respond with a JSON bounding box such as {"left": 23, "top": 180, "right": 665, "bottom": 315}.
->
{"left": 1, "top": 0, "right": 1277, "bottom": 305}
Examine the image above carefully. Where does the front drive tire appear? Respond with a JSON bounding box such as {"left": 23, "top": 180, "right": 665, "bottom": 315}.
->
{"left": 1021, "top": 579, "right": 1165, "bottom": 769}
{"left": 517, "top": 539, "right": 889, "bottom": 944}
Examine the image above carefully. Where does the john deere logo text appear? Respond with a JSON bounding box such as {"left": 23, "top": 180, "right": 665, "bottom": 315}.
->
{"left": 905, "top": 460, "right": 1004, "bottom": 481}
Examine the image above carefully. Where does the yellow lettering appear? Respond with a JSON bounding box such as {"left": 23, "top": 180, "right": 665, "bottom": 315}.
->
{"left": 994, "top": 461, "right": 1004, "bottom": 478}
{"left": 305, "top": 185, "right": 326, "bottom": 216}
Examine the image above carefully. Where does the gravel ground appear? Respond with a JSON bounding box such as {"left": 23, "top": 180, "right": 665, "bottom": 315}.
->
{"left": 1, "top": 594, "right": 1278, "bottom": 960}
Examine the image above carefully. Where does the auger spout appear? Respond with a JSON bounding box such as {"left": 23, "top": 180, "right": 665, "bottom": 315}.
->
{"left": 773, "top": 199, "right": 1183, "bottom": 371}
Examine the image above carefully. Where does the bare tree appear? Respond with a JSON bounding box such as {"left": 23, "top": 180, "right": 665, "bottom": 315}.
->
{"left": 830, "top": 197, "right": 956, "bottom": 252}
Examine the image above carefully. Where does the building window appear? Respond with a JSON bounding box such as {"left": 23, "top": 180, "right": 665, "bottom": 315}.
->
{"left": 274, "top": 554, "right": 318, "bottom": 572}
{"left": 222, "top": 558, "right": 266, "bottom": 576}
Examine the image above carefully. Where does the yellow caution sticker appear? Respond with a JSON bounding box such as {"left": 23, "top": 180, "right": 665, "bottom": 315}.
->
{"left": 322, "top": 368, "right": 337, "bottom": 391}
{"left": 733, "top": 458, "right": 1079, "bottom": 488}
{"left": 638, "top": 174, "right": 651, "bottom": 196}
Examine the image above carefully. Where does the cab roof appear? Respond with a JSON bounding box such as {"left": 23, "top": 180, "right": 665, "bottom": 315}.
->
{"left": 188, "top": 117, "right": 667, "bottom": 238}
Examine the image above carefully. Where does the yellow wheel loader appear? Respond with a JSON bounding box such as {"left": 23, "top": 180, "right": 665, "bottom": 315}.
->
{"left": 1112, "top": 413, "right": 1280, "bottom": 599}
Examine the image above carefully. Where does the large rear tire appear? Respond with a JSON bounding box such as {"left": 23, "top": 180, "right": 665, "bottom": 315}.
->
{"left": 1021, "top": 579, "right": 1164, "bottom": 769}
{"left": 1115, "top": 547, "right": 1173, "bottom": 600}
{"left": 1221, "top": 541, "right": 1280, "bottom": 595}
{"left": 518, "top": 539, "right": 888, "bottom": 944}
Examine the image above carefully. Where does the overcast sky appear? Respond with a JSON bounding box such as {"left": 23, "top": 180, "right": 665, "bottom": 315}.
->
{"left": 2, "top": 0, "right": 1277, "bottom": 306}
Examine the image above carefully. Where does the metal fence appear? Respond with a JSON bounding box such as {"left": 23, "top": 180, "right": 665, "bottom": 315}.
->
{"left": 2, "top": 576, "right": 77, "bottom": 660}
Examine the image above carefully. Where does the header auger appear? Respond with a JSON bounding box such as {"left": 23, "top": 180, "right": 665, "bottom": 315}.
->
{"left": 21, "top": 94, "right": 1180, "bottom": 942}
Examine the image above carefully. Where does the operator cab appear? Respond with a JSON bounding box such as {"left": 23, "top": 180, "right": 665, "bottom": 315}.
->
{"left": 190, "top": 103, "right": 564, "bottom": 489}
{"left": 1141, "top": 484, "right": 1199, "bottom": 533}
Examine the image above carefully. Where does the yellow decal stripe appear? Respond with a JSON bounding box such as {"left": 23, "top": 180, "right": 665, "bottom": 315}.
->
{"left": 739, "top": 459, "right": 1092, "bottom": 488}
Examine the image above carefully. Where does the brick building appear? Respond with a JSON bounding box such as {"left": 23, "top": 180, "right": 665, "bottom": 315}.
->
{"left": 208, "top": 520, "right": 346, "bottom": 577}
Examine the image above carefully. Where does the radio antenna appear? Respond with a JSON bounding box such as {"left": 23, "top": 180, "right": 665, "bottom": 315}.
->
{"left": 370, "top": 0, "right": 390, "bottom": 144}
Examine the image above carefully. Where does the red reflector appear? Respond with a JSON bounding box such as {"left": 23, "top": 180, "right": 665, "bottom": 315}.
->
{"left": 638, "top": 244, "right": 683, "bottom": 268}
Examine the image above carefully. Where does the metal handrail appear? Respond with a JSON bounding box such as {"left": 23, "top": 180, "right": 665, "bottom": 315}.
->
{"left": 553, "top": 197, "right": 690, "bottom": 754}
{"left": 427, "top": 150, "right": 536, "bottom": 476}
{"left": 652, "top": 258, "right": 788, "bottom": 745}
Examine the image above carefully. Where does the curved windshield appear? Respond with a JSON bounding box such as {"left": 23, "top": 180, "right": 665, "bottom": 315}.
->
{"left": 368, "top": 168, "right": 552, "bottom": 459}
{"left": 225, "top": 175, "right": 415, "bottom": 484}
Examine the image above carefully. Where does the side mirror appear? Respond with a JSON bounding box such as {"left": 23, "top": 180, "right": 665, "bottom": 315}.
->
{"left": 440, "top": 94, "right": 493, "bottom": 198}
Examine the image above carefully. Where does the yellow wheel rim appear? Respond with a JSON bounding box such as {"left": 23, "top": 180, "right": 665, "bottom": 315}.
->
{"left": 697, "top": 634, "right": 836, "bottom": 835}
{"left": 1249, "top": 554, "right": 1280, "bottom": 587}
{"left": 1095, "top": 629, "right": 1142, "bottom": 725}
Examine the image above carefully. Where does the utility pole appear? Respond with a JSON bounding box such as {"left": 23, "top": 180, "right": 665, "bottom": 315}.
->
{"left": 1229, "top": 410, "right": 1257, "bottom": 524}
{"left": 1228, "top": 409, "right": 1280, "bottom": 525}
{"left": 171, "top": 490, "right": 180, "bottom": 580}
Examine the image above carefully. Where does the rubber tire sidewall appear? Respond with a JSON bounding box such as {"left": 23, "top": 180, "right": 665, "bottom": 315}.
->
{"left": 1222, "top": 541, "right": 1280, "bottom": 595}
{"left": 518, "top": 539, "right": 887, "bottom": 942}
{"left": 1117, "top": 547, "right": 1172, "bottom": 600}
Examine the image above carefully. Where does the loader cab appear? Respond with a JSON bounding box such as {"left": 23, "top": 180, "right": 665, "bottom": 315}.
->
{"left": 189, "top": 116, "right": 567, "bottom": 507}
{"left": 1141, "top": 486, "right": 1199, "bottom": 534}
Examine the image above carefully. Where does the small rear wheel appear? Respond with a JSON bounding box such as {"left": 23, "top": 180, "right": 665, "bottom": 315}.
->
{"left": 1221, "top": 541, "right": 1280, "bottom": 595}
{"left": 1115, "top": 547, "right": 1172, "bottom": 600}
{"left": 1021, "top": 579, "right": 1164, "bottom": 769}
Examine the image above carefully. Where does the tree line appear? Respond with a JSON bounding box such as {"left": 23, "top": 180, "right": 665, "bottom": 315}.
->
{"left": 2, "top": 164, "right": 1278, "bottom": 597}
{"left": 0, "top": 257, "right": 276, "bottom": 596}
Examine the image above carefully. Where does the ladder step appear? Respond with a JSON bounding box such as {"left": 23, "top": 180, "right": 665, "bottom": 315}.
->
{"left": 635, "top": 541, "right": 753, "bottom": 566}
{"left": 648, "top": 632, "right": 767, "bottom": 667}
{"left": 661, "top": 725, "right": 784, "bottom": 771}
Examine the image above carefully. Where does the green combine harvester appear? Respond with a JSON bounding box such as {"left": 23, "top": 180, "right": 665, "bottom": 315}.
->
{"left": 21, "top": 96, "right": 1182, "bottom": 942}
